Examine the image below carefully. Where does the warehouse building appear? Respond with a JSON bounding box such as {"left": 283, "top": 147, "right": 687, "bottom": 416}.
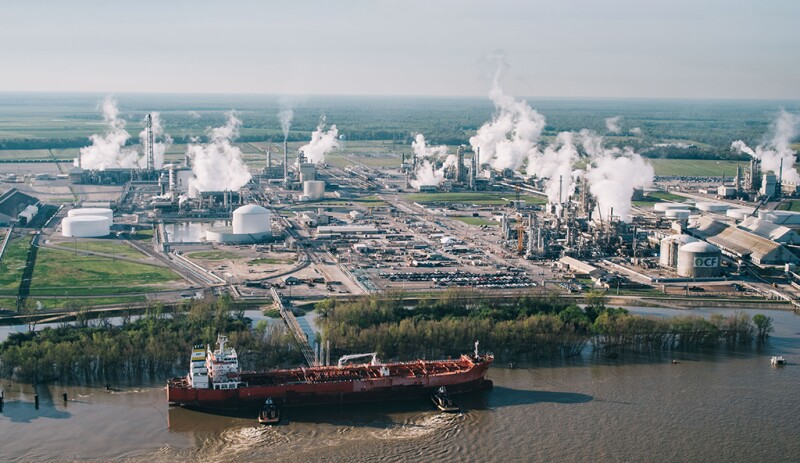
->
{"left": 689, "top": 217, "right": 800, "bottom": 265}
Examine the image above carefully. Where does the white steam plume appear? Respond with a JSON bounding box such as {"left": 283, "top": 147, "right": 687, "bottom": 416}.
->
{"left": 77, "top": 97, "right": 143, "bottom": 170}
{"left": 732, "top": 109, "right": 800, "bottom": 183}
{"left": 469, "top": 69, "right": 545, "bottom": 171}
{"left": 605, "top": 116, "right": 622, "bottom": 134}
{"left": 410, "top": 133, "right": 454, "bottom": 188}
{"left": 527, "top": 132, "right": 580, "bottom": 204}
{"left": 629, "top": 127, "right": 643, "bottom": 136}
{"left": 300, "top": 119, "right": 339, "bottom": 164}
{"left": 138, "top": 112, "right": 172, "bottom": 169}
{"left": 583, "top": 131, "right": 654, "bottom": 222}
{"left": 279, "top": 107, "right": 294, "bottom": 141}
{"left": 186, "top": 112, "right": 251, "bottom": 193}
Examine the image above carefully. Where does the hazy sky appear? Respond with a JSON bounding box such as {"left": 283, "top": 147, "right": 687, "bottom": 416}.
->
{"left": 1, "top": 0, "right": 798, "bottom": 99}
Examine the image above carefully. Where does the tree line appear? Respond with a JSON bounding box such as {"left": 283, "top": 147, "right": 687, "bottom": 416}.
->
{"left": 316, "top": 290, "right": 774, "bottom": 361}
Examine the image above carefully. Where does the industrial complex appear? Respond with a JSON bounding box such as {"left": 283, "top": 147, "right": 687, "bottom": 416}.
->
{"left": 1, "top": 106, "right": 800, "bottom": 320}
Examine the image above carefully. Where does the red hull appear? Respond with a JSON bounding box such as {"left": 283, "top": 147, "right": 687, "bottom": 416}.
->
{"left": 168, "top": 355, "right": 493, "bottom": 409}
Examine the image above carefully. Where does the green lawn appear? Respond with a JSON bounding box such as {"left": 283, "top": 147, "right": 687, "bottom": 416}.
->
{"left": 778, "top": 200, "right": 800, "bottom": 212}
{"left": 633, "top": 190, "right": 687, "bottom": 206}
{"left": 408, "top": 192, "right": 546, "bottom": 206}
{"left": 56, "top": 240, "right": 146, "bottom": 259}
{"left": 450, "top": 217, "right": 498, "bottom": 227}
{"left": 0, "top": 237, "right": 29, "bottom": 291}
{"left": 647, "top": 159, "right": 744, "bottom": 177}
{"left": 17, "top": 296, "right": 148, "bottom": 310}
{"left": 186, "top": 250, "right": 240, "bottom": 260}
{"left": 31, "top": 247, "right": 181, "bottom": 291}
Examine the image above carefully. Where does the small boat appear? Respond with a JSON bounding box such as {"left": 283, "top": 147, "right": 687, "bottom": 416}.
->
{"left": 431, "top": 387, "right": 460, "bottom": 413}
{"left": 771, "top": 356, "right": 786, "bottom": 366}
{"left": 257, "top": 398, "right": 280, "bottom": 425}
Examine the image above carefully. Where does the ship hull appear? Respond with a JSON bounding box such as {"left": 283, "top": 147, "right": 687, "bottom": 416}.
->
{"left": 169, "top": 357, "right": 493, "bottom": 410}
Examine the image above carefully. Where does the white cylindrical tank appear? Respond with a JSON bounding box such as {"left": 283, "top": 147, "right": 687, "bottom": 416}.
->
{"left": 232, "top": 204, "right": 271, "bottom": 235}
{"left": 665, "top": 209, "right": 691, "bottom": 219}
{"left": 69, "top": 207, "right": 113, "bottom": 222}
{"left": 695, "top": 202, "right": 729, "bottom": 213}
{"left": 659, "top": 234, "right": 698, "bottom": 268}
{"left": 677, "top": 241, "right": 722, "bottom": 277}
{"left": 62, "top": 215, "right": 111, "bottom": 238}
{"left": 350, "top": 210, "right": 364, "bottom": 220}
{"left": 303, "top": 181, "right": 326, "bottom": 201}
{"left": 654, "top": 202, "right": 688, "bottom": 212}
{"left": 727, "top": 208, "right": 754, "bottom": 220}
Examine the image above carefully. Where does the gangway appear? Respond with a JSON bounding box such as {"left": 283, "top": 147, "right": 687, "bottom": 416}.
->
{"left": 270, "top": 287, "right": 315, "bottom": 366}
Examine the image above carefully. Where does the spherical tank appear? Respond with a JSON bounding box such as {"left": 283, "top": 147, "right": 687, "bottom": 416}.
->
{"left": 303, "top": 181, "right": 326, "bottom": 201}
{"left": 68, "top": 208, "right": 113, "bottom": 222}
{"left": 659, "top": 234, "right": 698, "bottom": 268}
{"left": 62, "top": 215, "right": 111, "bottom": 238}
{"left": 232, "top": 204, "right": 271, "bottom": 235}
{"left": 677, "top": 241, "right": 722, "bottom": 277}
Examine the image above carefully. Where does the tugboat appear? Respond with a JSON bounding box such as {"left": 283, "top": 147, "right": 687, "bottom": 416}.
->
{"left": 257, "top": 398, "right": 280, "bottom": 425}
{"left": 771, "top": 355, "right": 786, "bottom": 366}
{"left": 431, "top": 387, "right": 460, "bottom": 413}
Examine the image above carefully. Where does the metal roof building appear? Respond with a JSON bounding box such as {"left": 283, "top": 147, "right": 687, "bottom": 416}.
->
{"left": 738, "top": 217, "right": 800, "bottom": 245}
{"left": 689, "top": 216, "right": 800, "bottom": 265}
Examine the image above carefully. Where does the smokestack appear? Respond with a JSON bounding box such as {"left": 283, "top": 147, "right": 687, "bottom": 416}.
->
{"left": 266, "top": 146, "right": 271, "bottom": 169}
{"left": 558, "top": 175, "right": 563, "bottom": 205}
{"left": 144, "top": 114, "right": 154, "bottom": 170}
{"left": 283, "top": 140, "right": 288, "bottom": 182}
{"left": 779, "top": 158, "right": 784, "bottom": 195}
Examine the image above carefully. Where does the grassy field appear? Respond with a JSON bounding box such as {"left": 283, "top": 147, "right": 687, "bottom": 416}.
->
{"left": 647, "top": 159, "right": 745, "bottom": 177}
{"left": 10, "top": 295, "right": 148, "bottom": 310}
{"left": 56, "top": 240, "right": 146, "bottom": 259}
{"left": 0, "top": 237, "right": 29, "bottom": 293}
{"left": 450, "top": 217, "right": 498, "bottom": 227}
{"left": 186, "top": 250, "right": 240, "bottom": 261}
{"left": 778, "top": 200, "right": 800, "bottom": 212}
{"left": 408, "top": 192, "right": 546, "bottom": 206}
{"left": 633, "top": 191, "right": 687, "bottom": 206}
{"left": 30, "top": 247, "right": 181, "bottom": 292}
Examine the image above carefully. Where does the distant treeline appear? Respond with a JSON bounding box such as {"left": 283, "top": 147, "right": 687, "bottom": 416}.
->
{"left": 0, "top": 296, "right": 305, "bottom": 384}
{"left": 317, "top": 290, "right": 774, "bottom": 361}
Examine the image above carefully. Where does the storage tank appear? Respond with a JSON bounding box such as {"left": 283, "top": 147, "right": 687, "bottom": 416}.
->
{"left": 654, "top": 202, "right": 688, "bottom": 212}
{"left": 303, "top": 181, "right": 325, "bottom": 201}
{"left": 62, "top": 215, "right": 111, "bottom": 238}
{"left": 68, "top": 207, "right": 113, "bottom": 222}
{"left": 232, "top": 204, "right": 271, "bottom": 235}
{"left": 664, "top": 209, "right": 691, "bottom": 219}
{"left": 677, "top": 241, "right": 722, "bottom": 277}
{"left": 726, "top": 208, "right": 754, "bottom": 220}
{"left": 350, "top": 210, "right": 364, "bottom": 220}
{"left": 659, "top": 234, "right": 698, "bottom": 268}
{"left": 695, "top": 202, "right": 729, "bottom": 213}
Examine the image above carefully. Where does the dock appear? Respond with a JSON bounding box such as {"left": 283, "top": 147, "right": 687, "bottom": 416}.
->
{"left": 270, "top": 287, "right": 315, "bottom": 367}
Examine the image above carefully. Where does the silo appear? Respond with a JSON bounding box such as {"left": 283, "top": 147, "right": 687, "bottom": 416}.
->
{"left": 659, "top": 234, "right": 698, "bottom": 268}
{"left": 62, "top": 216, "right": 111, "bottom": 238}
{"left": 303, "top": 181, "right": 326, "bottom": 200}
{"left": 68, "top": 207, "right": 113, "bottom": 222}
{"left": 677, "top": 241, "right": 722, "bottom": 277}
{"left": 232, "top": 204, "right": 271, "bottom": 235}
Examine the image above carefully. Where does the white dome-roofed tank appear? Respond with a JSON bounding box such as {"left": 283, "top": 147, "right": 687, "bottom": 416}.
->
{"left": 62, "top": 215, "right": 111, "bottom": 238}
{"left": 232, "top": 204, "right": 271, "bottom": 235}
{"left": 68, "top": 207, "right": 113, "bottom": 222}
{"left": 659, "top": 234, "right": 698, "bottom": 268}
{"left": 677, "top": 241, "right": 722, "bottom": 278}
{"left": 303, "top": 181, "right": 325, "bottom": 201}
{"left": 727, "top": 208, "right": 754, "bottom": 220}
{"left": 695, "top": 202, "right": 729, "bottom": 213}
{"left": 664, "top": 209, "right": 691, "bottom": 219}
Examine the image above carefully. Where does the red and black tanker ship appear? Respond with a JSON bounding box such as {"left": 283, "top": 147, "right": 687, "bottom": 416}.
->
{"left": 167, "top": 335, "right": 493, "bottom": 409}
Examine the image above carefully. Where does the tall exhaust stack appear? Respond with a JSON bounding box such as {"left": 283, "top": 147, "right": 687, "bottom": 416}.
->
{"left": 266, "top": 146, "right": 271, "bottom": 169}
{"left": 144, "top": 114, "right": 155, "bottom": 170}
{"left": 283, "top": 140, "right": 289, "bottom": 182}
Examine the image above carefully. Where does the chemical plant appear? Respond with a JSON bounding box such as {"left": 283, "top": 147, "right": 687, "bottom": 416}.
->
{"left": 2, "top": 104, "right": 800, "bottom": 319}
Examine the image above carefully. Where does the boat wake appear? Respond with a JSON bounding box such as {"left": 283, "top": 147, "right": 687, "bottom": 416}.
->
{"left": 370, "top": 413, "right": 464, "bottom": 441}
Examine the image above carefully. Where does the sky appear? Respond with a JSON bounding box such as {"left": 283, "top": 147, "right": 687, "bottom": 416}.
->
{"left": 1, "top": 0, "right": 798, "bottom": 99}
